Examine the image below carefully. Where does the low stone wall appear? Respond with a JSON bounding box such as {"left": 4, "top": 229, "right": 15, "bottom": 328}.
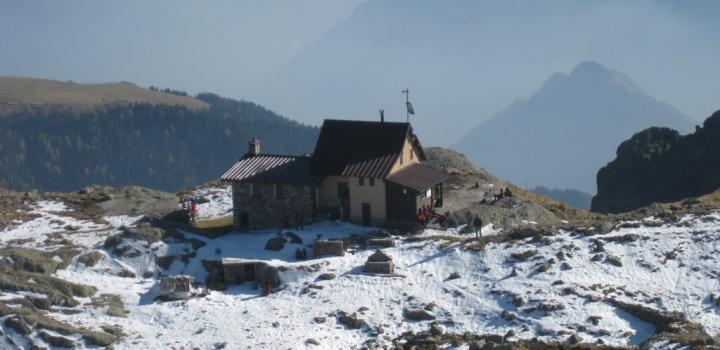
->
{"left": 223, "top": 259, "right": 280, "bottom": 288}
{"left": 313, "top": 240, "right": 344, "bottom": 258}
{"left": 368, "top": 238, "right": 395, "bottom": 247}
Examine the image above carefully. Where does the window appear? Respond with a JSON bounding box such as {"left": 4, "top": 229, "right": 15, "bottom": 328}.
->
{"left": 369, "top": 178, "right": 375, "bottom": 186}
{"left": 358, "top": 177, "right": 364, "bottom": 186}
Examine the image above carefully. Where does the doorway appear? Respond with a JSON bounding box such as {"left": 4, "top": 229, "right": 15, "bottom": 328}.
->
{"left": 362, "top": 203, "right": 372, "bottom": 226}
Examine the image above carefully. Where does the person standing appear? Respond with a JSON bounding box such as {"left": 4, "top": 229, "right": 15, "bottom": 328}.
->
{"left": 282, "top": 213, "right": 290, "bottom": 230}
{"left": 473, "top": 215, "right": 483, "bottom": 240}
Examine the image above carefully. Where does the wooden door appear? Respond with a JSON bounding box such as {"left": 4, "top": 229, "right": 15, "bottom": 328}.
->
{"left": 362, "top": 203, "right": 372, "bottom": 226}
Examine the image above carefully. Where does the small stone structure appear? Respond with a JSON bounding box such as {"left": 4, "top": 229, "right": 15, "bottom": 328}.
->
{"left": 222, "top": 258, "right": 280, "bottom": 289}
{"left": 158, "top": 275, "right": 194, "bottom": 300}
{"left": 313, "top": 240, "right": 345, "bottom": 258}
{"left": 368, "top": 238, "right": 395, "bottom": 247}
{"left": 363, "top": 249, "right": 394, "bottom": 274}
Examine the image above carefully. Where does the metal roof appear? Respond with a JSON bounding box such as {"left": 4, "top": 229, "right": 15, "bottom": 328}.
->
{"left": 221, "top": 154, "right": 320, "bottom": 186}
{"left": 311, "top": 119, "right": 424, "bottom": 179}
{"left": 386, "top": 163, "right": 448, "bottom": 193}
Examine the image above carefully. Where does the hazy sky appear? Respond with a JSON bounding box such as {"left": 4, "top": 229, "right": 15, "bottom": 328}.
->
{"left": 0, "top": 0, "right": 362, "bottom": 98}
{"left": 1, "top": 0, "right": 718, "bottom": 147}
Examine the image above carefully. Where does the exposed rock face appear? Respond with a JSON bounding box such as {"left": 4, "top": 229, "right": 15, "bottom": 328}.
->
{"left": 593, "top": 110, "right": 720, "bottom": 213}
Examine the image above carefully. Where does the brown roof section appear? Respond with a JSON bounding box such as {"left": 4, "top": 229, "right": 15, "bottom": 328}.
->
{"left": 386, "top": 163, "right": 448, "bottom": 193}
{"left": 221, "top": 154, "right": 320, "bottom": 186}
{"left": 311, "top": 119, "right": 426, "bottom": 179}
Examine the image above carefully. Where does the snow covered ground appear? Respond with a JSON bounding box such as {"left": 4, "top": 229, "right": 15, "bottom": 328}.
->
{"left": 2, "top": 194, "right": 720, "bottom": 349}
{"left": 192, "top": 186, "right": 233, "bottom": 220}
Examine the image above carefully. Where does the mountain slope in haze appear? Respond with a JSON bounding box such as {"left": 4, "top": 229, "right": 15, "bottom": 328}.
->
{"left": 249, "top": 0, "right": 719, "bottom": 146}
{"left": 0, "top": 76, "right": 208, "bottom": 116}
{"left": 593, "top": 109, "right": 720, "bottom": 213}
{"left": 453, "top": 61, "right": 695, "bottom": 194}
{"left": 0, "top": 87, "right": 318, "bottom": 192}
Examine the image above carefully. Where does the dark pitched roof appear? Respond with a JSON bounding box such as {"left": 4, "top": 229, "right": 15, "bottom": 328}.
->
{"left": 386, "top": 163, "right": 448, "bottom": 193}
{"left": 311, "top": 119, "right": 425, "bottom": 178}
{"left": 221, "top": 154, "right": 320, "bottom": 186}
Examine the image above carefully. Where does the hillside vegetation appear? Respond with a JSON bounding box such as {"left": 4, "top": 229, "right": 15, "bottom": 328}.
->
{"left": 0, "top": 93, "right": 318, "bottom": 192}
{"left": 0, "top": 77, "right": 207, "bottom": 116}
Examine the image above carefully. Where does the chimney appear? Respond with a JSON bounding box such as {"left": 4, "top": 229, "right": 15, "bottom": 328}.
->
{"left": 248, "top": 138, "right": 260, "bottom": 156}
{"left": 380, "top": 109, "right": 385, "bottom": 124}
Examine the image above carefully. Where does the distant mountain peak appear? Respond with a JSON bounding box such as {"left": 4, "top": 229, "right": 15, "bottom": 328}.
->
{"left": 566, "top": 61, "right": 645, "bottom": 96}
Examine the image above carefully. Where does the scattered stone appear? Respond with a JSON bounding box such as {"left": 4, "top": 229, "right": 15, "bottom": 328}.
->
{"left": 5, "top": 316, "right": 32, "bottom": 335}
{"left": 588, "top": 316, "right": 602, "bottom": 325}
{"left": 606, "top": 255, "right": 623, "bottom": 267}
{"left": 560, "top": 262, "right": 572, "bottom": 271}
{"left": 447, "top": 272, "right": 461, "bottom": 280}
{"left": 39, "top": 331, "right": 75, "bottom": 348}
{"left": 117, "top": 268, "right": 136, "bottom": 278}
{"left": 591, "top": 254, "right": 604, "bottom": 262}
{"left": 264, "top": 236, "right": 287, "bottom": 251}
{"left": 510, "top": 267, "right": 518, "bottom": 277}
{"left": 317, "top": 273, "right": 336, "bottom": 281}
{"left": 510, "top": 250, "right": 538, "bottom": 262}
{"left": 337, "top": 312, "right": 366, "bottom": 329}
{"left": 305, "top": 338, "right": 320, "bottom": 346}
{"left": 567, "top": 334, "right": 583, "bottom": 345}
{"left": 285, "top": 231, "right": 303, "bottom": 244}
{"left": 313, "top": 317, "right": 326, "bottom": 324}
{"left": 77, "top": 251, "right": 104, "bottom": 267}
{"left": 430, "top": 323, "right": 443, "bottom": 336}
{"left": 537, "top": 263, "right": 550, "bottom": 273}
{"left": 512, "top": 295, "right": 525, "bottom": 307}
{"left": 403, "top": 308, "right": 436, "bottom": 321}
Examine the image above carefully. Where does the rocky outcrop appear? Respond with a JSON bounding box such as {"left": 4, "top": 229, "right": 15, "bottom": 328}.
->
{"left": 593, "top": 110, "right": 720, "bottom": 213}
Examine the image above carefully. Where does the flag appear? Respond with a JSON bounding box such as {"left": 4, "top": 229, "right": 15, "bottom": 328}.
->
{"left": 406, "top": 101, "right": 415, "bottom": 115}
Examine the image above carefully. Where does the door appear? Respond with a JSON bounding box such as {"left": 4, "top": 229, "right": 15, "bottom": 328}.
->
{"left": 239, "top": 212, "right": 250, "bottom": 228}
{"left": 337, "top": 182, "right": 350, "bottom": 221}
{"left": 362, "top": 203, "right": 372, "bottom": 226}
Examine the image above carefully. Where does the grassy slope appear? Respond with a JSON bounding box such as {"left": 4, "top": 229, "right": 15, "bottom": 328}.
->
{"left": 0, "top": 76, "right": 208, "bottom": 116}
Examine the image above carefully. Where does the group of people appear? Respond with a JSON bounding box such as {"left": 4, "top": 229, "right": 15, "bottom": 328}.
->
{"left": 181, "top": 196, "right": 199, "bottom": 224}
{"left": 479, "top": 187, "right": 514, "bottom": 205}
{"left": 282, "top": 212, "right": 305, "bottom": 231}
{"left": 416, "top": 205, "right": 434, "bottom": 226}
{"left": 295, "top": 248, "right": 308, "bottom": 260}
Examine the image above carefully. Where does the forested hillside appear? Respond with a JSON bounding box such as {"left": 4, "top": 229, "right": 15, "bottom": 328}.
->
{"left": 0, "top": 93, "right": 318, "bottom": 192}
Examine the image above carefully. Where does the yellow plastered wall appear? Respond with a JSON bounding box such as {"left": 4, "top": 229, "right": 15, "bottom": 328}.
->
{"left": 318, "top": 175, "right": 387, "bottom": 225}
{"left": 390, "top": 134, "right": 422, "bottom": 174}
{"left": 348, "top": 176, "right": 386, "bottom": 224}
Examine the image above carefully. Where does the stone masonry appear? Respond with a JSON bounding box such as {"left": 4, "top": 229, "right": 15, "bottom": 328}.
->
{"left": 232, "top": 182, "right": 316, "bottom": 230}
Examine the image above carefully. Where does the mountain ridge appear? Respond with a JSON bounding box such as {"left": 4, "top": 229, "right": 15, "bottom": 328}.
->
{"left": 453, "top": 61, "right": 695, "bottom": 194}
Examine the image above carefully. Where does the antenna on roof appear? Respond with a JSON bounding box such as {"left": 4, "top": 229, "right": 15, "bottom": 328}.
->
{"left": 402, "top": 89, "right": 414, "bottom": 122}
{"left": 379, "top": 109, "right": 385, "bottom": 123}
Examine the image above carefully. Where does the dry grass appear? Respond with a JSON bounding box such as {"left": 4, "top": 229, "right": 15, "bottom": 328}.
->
{"left": 194, "top": 215, "right": 233, "bottom": 229}
{"left": 0, "top": 76, "right": 208, "bottom": 116}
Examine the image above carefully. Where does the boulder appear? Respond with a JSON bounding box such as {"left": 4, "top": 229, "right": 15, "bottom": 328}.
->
{"left": 264, "top": 236, "right": 287, "bottom": 251}
{"left": 403, "top": 308, "right": 436, "bottom": 321}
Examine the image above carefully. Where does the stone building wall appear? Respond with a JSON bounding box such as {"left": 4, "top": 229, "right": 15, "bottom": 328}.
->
{"left": 232, "top": 182, "right": 316, "bottom": 230}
